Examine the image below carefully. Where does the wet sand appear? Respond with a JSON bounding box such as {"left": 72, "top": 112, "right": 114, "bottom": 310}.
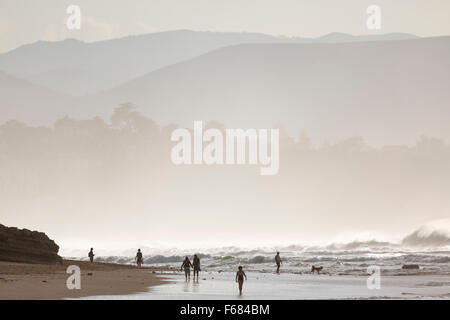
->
{"left": 0, "top": 260, "right": 168, "bottom": 300}
{"left": 81, "top": 272, "right": 450, "bottom": 300}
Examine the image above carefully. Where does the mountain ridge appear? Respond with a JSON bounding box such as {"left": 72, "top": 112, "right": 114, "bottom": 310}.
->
{"left": 0, "top": 30, "right": 419, "bottom": 96}
{"left": 81, "top": 35, "right": 450, "bottom": 145}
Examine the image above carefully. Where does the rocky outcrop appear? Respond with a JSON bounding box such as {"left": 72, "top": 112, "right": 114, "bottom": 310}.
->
{"left": 0, "top": 224, "right": 62, "bottom": 264}
{"left": 402, "top": 264, "right": 420, "bottom": 270}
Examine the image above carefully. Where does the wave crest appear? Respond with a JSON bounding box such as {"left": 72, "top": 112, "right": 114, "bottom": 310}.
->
{"left": 402, "top": 228, "right": 450, "bottom": 247}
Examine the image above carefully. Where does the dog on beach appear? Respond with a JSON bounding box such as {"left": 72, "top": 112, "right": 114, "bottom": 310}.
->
{"left": 311, "top": 265, "right": 323, "bottom": 274}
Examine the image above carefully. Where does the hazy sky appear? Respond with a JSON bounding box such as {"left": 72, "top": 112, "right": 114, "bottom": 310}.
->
{"left": 1, "top": 0, "right": 450, "bottom": 251}
{"left": 1, "top": 0, "right": 450, "bottom": 53}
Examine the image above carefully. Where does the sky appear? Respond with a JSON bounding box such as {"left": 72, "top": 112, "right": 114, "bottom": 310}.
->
{"left": 1, "top": 0, "right": 450, "bottom": 53}
{"left": 1, "top": 0, "right": 450, "bottom": 251}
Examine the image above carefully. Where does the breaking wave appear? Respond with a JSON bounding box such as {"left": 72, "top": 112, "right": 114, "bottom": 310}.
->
{"left": 402, "top": 228, "right": 450, "bottom": 247}
{"left": 64, "top": 223, "right": 450, "bottom": 276}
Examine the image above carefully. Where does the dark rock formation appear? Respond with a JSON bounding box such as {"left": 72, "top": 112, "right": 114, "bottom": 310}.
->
{"left": 0, "top": 224, "right": 62, "bottom": 264}
{"left": 402, "top": 264, "right": 420, "bottom": 270}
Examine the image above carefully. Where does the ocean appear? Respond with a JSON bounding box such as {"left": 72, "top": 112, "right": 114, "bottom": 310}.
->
{"left": 67, "top": 243, "right": 450, "bottom": 277}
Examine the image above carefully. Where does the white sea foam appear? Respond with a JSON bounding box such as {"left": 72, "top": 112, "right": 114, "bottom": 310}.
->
{"left": 66, "top": 246, "right": 450, "bottom": 277}
{"left": 64, "top": 223, "right": 450, "bottom": 276}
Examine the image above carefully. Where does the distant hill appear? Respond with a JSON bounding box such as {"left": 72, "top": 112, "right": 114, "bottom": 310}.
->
{"left": 0, "top": 30, "right": 295, "bottom": 96}
{"left": 83, "top": 36, "right": 450, "bottom": 145}
{"left": 0, "top": 71, "right": 73, "bottom": 124}
{"left": 0, "top": 30, "right": 417, "bottom": 96}
{"left": 1, "top": 31, "right": 448, "bottom": 145}
{"left": 316, "top": 32, "right": 418, "bottom": 43}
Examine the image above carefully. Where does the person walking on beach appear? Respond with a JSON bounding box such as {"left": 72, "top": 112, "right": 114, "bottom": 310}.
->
{"left": 235, "top": 266, "right": 247, "bottom": 295}
{"left": 181, "top": 256, "right": 193, "bottom": 281}
{"left": 135, "top": 249, "right": 143, "bottom": 268}
{"left": 88, "top": 248, "right": 95, "bottom": 263}
{"left": 193, "top": 254, "right": 201, "bottom": 282}
{"left": 275, "top": 252, "right": 282, "bottom": 274}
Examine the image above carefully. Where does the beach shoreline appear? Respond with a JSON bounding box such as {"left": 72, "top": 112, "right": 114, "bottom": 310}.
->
{"left": 0, "top": 260, "right": 170, "bottom": 300}
{"left": 2, "top": 259, "right": 449, "bottom": 300}
{"left": 80, "top": 272, "right": 450, "bottom": 300}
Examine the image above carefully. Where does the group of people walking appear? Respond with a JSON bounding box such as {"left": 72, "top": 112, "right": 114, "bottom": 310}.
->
{"left": 180, "top": 251, "right": 282, "bottom": 295}
{"left": 181, "top": 255, "right": 249, "bottom": 295}
{"left": 180, "top": 254, "right": 201, "bottom": 282}
{"left": 88, "top": 248, "right": 283, "bottom": 295}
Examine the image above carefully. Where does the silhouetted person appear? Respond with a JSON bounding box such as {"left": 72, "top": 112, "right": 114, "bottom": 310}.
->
{"left": 235, "top": 266, "right": 247, "bottom": 295}
{"left": 193, "top": 254, "right": 201, "bottom": 282}
{"left": 180, "top": 256, "right": 193, "bottom": 281}
{"left": 88, "top": 248, "right": 95, "bottom": 263}
{"left": 135, "top": 249, "right": 143, "bottom": 268}
{"left": 275, "top": 252, "right": 282, "bottom": 274}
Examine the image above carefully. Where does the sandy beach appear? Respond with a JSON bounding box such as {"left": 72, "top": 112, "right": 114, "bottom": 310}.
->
{"left": 82, "top": 272, "right": 450, "bottom": 300}
{"left": 0, "top": 260, "right": 168, "bottom": 300}
{"left": 1, "top": 260, "right": 449, "bottom": 300}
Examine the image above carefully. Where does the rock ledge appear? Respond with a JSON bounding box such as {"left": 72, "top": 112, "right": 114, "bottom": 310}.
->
{"left": 0, "top": 224, "right": 62, "bottom": 264}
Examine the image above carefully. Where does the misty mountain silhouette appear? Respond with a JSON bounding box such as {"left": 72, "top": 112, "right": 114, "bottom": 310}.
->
{"left": 1, "top": 32, "right": 448, "bottom": 145}
{"left": 316, "top": 32, "right": 417, "bottom": 43}
{"left": 0, "top": 30, "right": 294, "bottom": 96}
{"left": 0, "top": 30, "right": 416, "bottom": 96}
{"left": 0, "top": 71, "right": 73, "bottom": 123}
{"left": 82, "top": 36, "right": 450, "bottom": 145}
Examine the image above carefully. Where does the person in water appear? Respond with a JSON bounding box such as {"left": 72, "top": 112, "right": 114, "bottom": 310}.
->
{"left": 275, "top": 252, "right": 282, "bottom": 274}
{"left": 193, "top": 254, "right": 201, "bottom": 282}
{"left": 181, "top": 256, "right": 194, "bottom": 281}
{"left": 135, "top": 249, "right": 143, "bottom": 268}
{"left": 88, "top": 248, "right": 95, "bottom": 263}
{"left": 235, "top": 266, "right": 247, "bottom": 295}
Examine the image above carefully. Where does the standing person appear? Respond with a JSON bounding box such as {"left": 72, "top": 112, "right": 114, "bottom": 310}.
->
{"left": 135, "top": 249, "right": 143, "bottom": 268}
{"left": 235, "top": 266, "right": 247, "bottom": 295}
{"left": 275, "top": 252, "right": 282, "bottom": 274}
{"left": 88, "top": 248, "right": 95, "bottom": 263}
{"left": 180, "top": 256, "right": 193, "bottom": 282}
{"left": 193, "top": 254, "right": 201, "bottom": 282}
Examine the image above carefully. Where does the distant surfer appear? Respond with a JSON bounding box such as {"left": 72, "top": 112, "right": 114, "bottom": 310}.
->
{"left": 135, "top": 249, "right": 143, "bottom": 268}
{"left": 88, "top": 248, "right": 95, "bottom": 263}
{"left": 181, "top": 256, "right": 193, "bottom": 281}
{"left": 235, "top": 266, "right": 247, "bottom": 295}
{"left": 193, "top": 254, "right": 201, "bottom": 282}
{"left": 275, "top": 252, "right": 282, "bottom": 274}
